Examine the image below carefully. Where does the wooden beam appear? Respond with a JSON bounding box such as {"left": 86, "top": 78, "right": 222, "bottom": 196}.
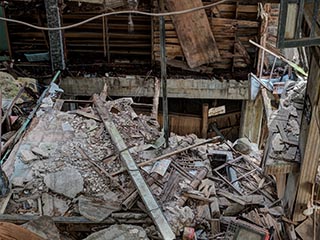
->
{"left": 160, "top": 0, "right": 169, "bottom": 147}
{"left": 93, "top": 95, "right": 175, "bottom": 240}
{"left": 61, "top": 76, "right": 250, "bottom": 100}
{"left": 201, "top": 103, "right": 209, "bottom": 139}
{"left": 165, "top": 0, "right": 220, "bottom": 68}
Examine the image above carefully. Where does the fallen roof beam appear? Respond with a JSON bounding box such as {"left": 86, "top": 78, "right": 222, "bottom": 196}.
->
{"left": 93, "top": 94, "right": 175, "bottom": 240}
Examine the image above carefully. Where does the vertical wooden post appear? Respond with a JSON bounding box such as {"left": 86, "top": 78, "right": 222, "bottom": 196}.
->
{"left": 102, "top": 16, "right": 107, "bottom": 58}
{"left": 293, "top": 106, "right": 320, "bottom": 221}
{"left": 106, "top": 17, "right": 110, "bottom": 63}
{"left": 201, "top": 103, "right": 209, "bottom": 139}
{"left": 275, "top": 173, "right": 287, "bottom": 199}
{"left": 152, "top": 77, "right": 160, "bottom": 120}
{"left": 159, "top": 0, "right": 169, "bottom": 147}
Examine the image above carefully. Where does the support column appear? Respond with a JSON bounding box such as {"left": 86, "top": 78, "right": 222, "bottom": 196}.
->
{"left": 239, "top": 93, "right": 263, "bottom": 144}
{"left": 201, "top": 103, "right": 209, "bottom": 139}
{"left": 159, "top": 0, "right": 169, "bottom": 147}
{"left": 45, "top": 0, "right": 66, "bottom": 71}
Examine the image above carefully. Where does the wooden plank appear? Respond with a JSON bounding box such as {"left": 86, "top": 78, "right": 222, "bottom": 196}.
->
{"left": 93, "top": 95, "right": 175, "bottom": 240}
{"left": 0, "top": 222, "right": 44, "bottom": 240}
{"left": 165, "top": 0, "right": 220, "bottom": 68}
{"left": 275, "top": 173, "right": 287, "bottom": 199}
{"left": 211, "top": 18, "right": 259, "bottom": 28}
{"left": 293, "top": 106, "right": 320, "bottom": 221}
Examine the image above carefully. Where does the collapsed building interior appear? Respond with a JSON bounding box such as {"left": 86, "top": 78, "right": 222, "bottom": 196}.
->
{"left": 0, "top": 0, "right": 319, "bottom": 239}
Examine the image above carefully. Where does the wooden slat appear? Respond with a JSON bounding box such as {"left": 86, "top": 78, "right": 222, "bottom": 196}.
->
{"left": 165, "top": 0, "right": 220, "bottom": 68}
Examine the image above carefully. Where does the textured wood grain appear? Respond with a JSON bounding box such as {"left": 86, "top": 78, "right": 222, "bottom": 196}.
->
{"left": 0, "top": 222, "right": 44, "bottom": 240}
{"left": 165, "top": 0, "right": 220, "bottom": 68}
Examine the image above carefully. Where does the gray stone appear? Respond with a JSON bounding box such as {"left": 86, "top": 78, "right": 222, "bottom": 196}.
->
{"left": 11, "top": 176, "right": 26, "bottom": 187}
{"left": 164, "top": 205, "right": 194, "bottom": 235}
{"left": 233, "top": 138, "right": 252, "bottom": 154}
{"left": 84, "top": 224, "right": 149, "bottom": 240}
{"left": 84, "top": 119, "right": 98, "bottom": 131}
{"left": 78, "top": 195, "right": 121, "bottom": 222}
{"left": 42, "top": 193, "right": 69, "bottom": 216}
{"left": 32, "top": 147, "right": 49, "bottom": 159}
{"left": 44, "top": 168, "right": 83, "bottom": 198}
{"left": 20, "top": 150, "right": 38, "bottom": 163}
{"left": 287, "top": 119, "right": 300, "bottom": 135}
{"left": 22, "top": 216, "right": 60, "bottom": 240}
{"left": 61, "top": 122, "right": 74, "bottom": 132}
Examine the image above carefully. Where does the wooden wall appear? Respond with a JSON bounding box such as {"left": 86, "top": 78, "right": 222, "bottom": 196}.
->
{"left": 153, "top": 1, "right": 260, "bottom": 71}
{"left": 293, "top": 48, "right": 320, "bottom": 221}
{"left": 158, "top": 111, "right": 241, "bottom": 141}
{"left": 6, "top": 0, "right": 262, "bottom": 77}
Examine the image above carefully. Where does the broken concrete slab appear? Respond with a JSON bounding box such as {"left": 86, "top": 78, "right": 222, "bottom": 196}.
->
{"left": 84, "top": 224, "right": 149, "bottom": 240}
{"left": 31, "top": 147, "right": 49, "bottom": 159}
{"left": 20, "top": 150, "right": 38, "bottom": 163}
{"left": 42, "top": 193, "right": 69, "bottom": 216}
{"left": 44, "top": 168, "right": 83, "bottom": 198}
{"left": 78, "top": 195, "right": 121, "bottom": 222}
{"left": 22, "top": 216, "right": 61, "bottom": 240}
{"left": 11, "top": 176, "right": 26, "bottom": 188}
{"left": 164, "top": 205, "right": 195, "bottom": 235}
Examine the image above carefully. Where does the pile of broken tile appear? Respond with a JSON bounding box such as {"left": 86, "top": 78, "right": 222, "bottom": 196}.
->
{"left": 265, "top": 80, "right": 306, "bottom": 163}
{"left": 1, "top": 94, "right": 286, "bottom": 239}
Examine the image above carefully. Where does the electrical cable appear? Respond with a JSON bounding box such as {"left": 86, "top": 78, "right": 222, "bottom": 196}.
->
{"left": 0, "top": 0, "right": 229, "bottom": 31}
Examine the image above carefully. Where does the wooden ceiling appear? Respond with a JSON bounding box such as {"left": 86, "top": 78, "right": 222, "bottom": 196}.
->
{"left": 4, "top": 0, "right": 278, "bottom": 79}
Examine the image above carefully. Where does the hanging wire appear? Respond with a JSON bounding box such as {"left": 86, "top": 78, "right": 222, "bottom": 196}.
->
{"left": 0, "top": 0, "right": 229, "bottom": 31}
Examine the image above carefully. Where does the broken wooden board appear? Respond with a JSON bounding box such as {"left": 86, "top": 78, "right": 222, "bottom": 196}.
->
{"left": 165, "top": 0, "right": 220, "bottom": 68}
{"left": 0, "top": 222, "right": 44, "bottom": 240}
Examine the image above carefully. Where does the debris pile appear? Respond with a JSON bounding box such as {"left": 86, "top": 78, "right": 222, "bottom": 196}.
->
{"left": 266, "top": 80, "right": 305, "bottom": 162}
{"left": 0, "top": 88, "right": 287, "bottom": 239}
{"left": 0, "top": 71, "right": 40, "bottom": 160}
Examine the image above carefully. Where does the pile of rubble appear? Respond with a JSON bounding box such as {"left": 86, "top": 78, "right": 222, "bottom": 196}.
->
{"left": 265, "top": 80, "right": 306, "bottom": 164}
{"left": 0, "top": 85, "right": 287, "bottom": 239}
